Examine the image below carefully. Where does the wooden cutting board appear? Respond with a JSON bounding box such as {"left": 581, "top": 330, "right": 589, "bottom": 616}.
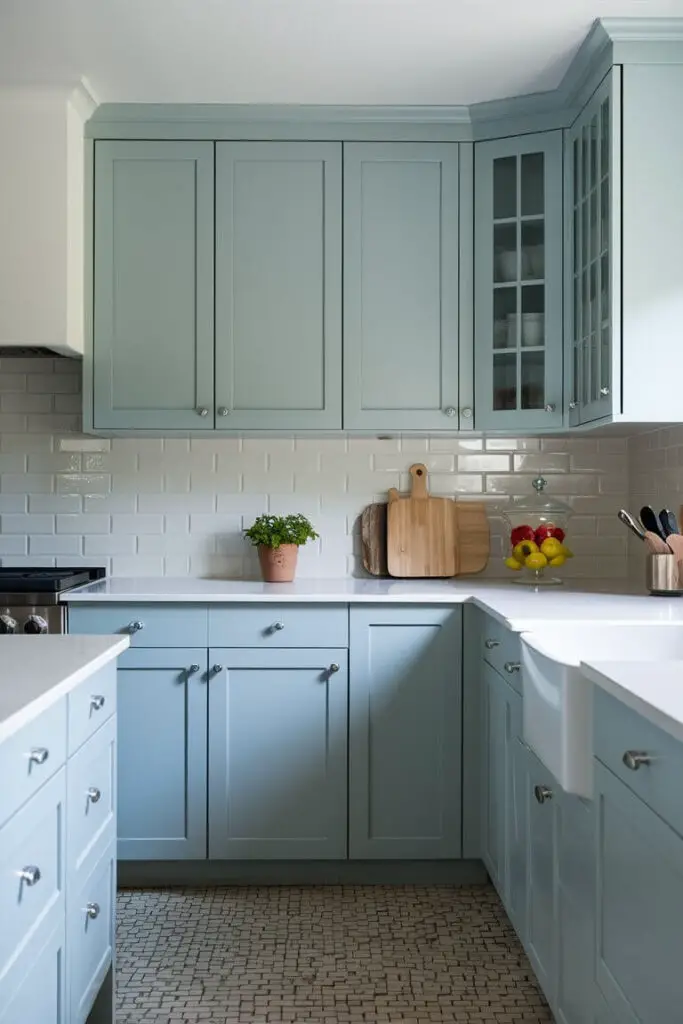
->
{"left": 361, "top": 503, "right": 388, "bottom": 576}
{"left": 387, "top": 464, "right": 459, "bottom": 578}
{"left": 455, "top": 502, "right": 490, "bottom": 575}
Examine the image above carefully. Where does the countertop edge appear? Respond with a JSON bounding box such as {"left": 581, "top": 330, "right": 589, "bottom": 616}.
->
{"left": 581, "top": 660, "right": 683, "bottom": 745}
{"left": 0, "top": 635, "right": 130, "bottom": 742}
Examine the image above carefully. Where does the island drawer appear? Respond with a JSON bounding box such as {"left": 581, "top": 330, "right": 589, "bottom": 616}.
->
{"left": 481, "top": 618, "right": 522, "bottom": 693}
{"left": 67, "top": 603, "right": 209, "bottom": 648}
{"left": 67, "top": 716, "right": 116, "bottom": 878}
{"left": 67, "top": 662, "right": 116, "bottom": 755}
{"left": 208, "top": 604, "right": 348, "bottom": 648}
{"left": 0, "top": 769, "right": 65, "bottom": 988}
{"left": 0, "top": 697, "right": 67, "bottom": 828}
{"left": 594, "top": 687, "right": 683, "bottom": 837}
{"left": 67, "top": 840, "right": 115, "bottom": 1024}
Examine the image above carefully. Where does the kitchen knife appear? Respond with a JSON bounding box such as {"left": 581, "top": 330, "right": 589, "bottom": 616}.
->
{"left": 659, "top": 508, "right": 679, "bottom": 538}
{"left": 640, "top": 505, "right": 666, "bottom": 541}
{"left": 617, "top": 509, "right": 647, "bottom": 542}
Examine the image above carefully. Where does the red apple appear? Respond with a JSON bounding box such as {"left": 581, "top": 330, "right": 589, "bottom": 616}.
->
{"left": 510, "top": 524, "right": 535, "bottom": 546}
{"left": 551, "top": 526, "right": 566, "bottom": 543}
{"left": 534, "top": 524, "right": 555, "bottom": 545}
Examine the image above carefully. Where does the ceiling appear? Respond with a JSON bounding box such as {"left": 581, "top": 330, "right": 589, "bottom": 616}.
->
{"left": 2, "top": 0, "right": 683, "bottom": 106}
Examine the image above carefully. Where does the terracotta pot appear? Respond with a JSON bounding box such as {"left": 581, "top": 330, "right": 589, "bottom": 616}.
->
{"left": 258, "top": 544, "right": 299, "bottom": 583}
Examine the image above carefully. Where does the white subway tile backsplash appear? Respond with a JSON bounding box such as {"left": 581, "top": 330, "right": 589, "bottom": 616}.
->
{"left": 0, "top": 357, "right": 635, "bottom": 579}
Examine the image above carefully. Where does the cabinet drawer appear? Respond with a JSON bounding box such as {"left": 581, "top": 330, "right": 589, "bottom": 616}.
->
{"left": 68, "top": 603, "right": 209, "bottom": 648}
{"left": 0, "top": 769, "right": 65, "bottom": 987}
{"left": 481, "top": 617, "right": 522, "bottom": 693}
{"left": 208, "top": 604, "right": 348, "bottom": 648}
{"left": 67, "top": 842, "right": 115, "bottom": 1024}
{"left": 594, "top": 687, "right": 683, "bottom": 837}
{"left": 67, "top": 716, "right": 116, "bottom": 877}
{"left": 0, "top": 921, "right": 65, "bottom": 1024}
{"left": 67, "top": 662, "right": 116, "bottom": 754}
{"left": 0, "top": 697, "right": 66, "bottom": 828}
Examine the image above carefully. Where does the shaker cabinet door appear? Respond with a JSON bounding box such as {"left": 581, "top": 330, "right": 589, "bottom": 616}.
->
{"left": 93, "top": 141, "right": 214, "bottom": 430}
{"left": 215, "top": 142, "right": 342, "bottom": 429}
{"left": 343, "top": 143, "right": 460, "bottom": 430}
{"left": 475, "top": 131, "right": 563, "bottom": 430}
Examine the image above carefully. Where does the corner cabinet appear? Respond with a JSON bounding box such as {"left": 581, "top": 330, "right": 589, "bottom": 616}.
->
{"left": 474, "top": 131, "right": 563, "bottom": 430}
{"left": 343, "top": 143, "right": 463, "bottom": 431}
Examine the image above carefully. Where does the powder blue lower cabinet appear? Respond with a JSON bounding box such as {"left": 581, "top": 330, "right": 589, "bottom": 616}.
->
{"left": 116, "top": 648, "right": 208, "bottom": 860}
{"left": 349, "top": 607, "right": 462, "bottom": 859}
{"left": 0, "top": 923, "right": 66, "bottom": 1024}
{"left": 594, "top": 759, "right": 683, "bottom": 1024}
{"left": 524, "top": 746, "right": 558, "bottom": 1007}
{"left": 556, "top": 792, "right": 596, "bottom": 1024}
{"left": 208, "top": 649, "right": 348, "bottom": 859}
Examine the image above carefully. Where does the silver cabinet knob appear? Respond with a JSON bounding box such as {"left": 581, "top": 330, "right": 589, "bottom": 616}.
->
{"left": 272, "top": 622, "right": 285, "bottom": 632}
{"left": 24, "top": 614, "right": 48, "bottom": 635}
{"left": 504, "top": 661, "right": 521, "bottom": 674}
{"left": 461, "top": 407, "right": 473, "bottom": 419}
{"left": 534, "top": 785, "right": 553, "bottom": 805}
{"left": 217, "top": 407, "right": 229, "bottom": 417}
{"left": 444, "top": 406, "right": 457, "bottom": 418}
{"left": 87, "top": 787, "right": 101, "bottom": 804}
{"left": 569, "top": 401, "right": 578, "bottom": 410}
{"left": 86, "top": 902, "right": 100, "bottom": 920}
{"left": 18, "top": 865, "right": 41, "bottom": 886}
{"left": 600, "top": 387, "right": 610, "bottom": 397}
{"left": 28, "top": 747, "right": 49, "bottom": 766}
{"left": 211, "top": 664, "right": 223, "bottom": 676}
{"left": 188, "top": 664, "right": 200, "bottom": 674}
{"left": 484, "top": 639, "right": 500, "bottom": 650}
{"left": 622, "top": 750, "right": 651, "bottom": 771}
{"left": 329, "top": 663, "right": 340, "bottom": 674}
{"left": 544, "top": 404, "right": 556, "bottom": 413}
{"left": 0, "top": 613, "right": 17, "bottom": 634}
{"left": 128, "top": 621, "right": 144, "bottom": 634}
{"left": 90, "top": 695, "right": 105, "bottom": 712}
{"left": 196, "top": 407, "right": 209, "bottom": 417}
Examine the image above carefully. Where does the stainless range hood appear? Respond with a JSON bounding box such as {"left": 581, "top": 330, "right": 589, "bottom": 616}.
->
{"left": 0, "top": 82, "right": 96, "bottom": 358}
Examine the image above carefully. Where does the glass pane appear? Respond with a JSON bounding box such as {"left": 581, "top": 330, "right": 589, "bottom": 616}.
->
{"left": 493, "top": 352, "right": 518, "bottom": 410}
{"left": 574, "top": 274, "right": 581, "bottom": 342}
{"left": 494, "top": 223, "right": 518, "bottom": 282}
{"left": 521, "top": 351, "right": 545, "bottom": 409}
{"left": 582, "top": 269, "right": 590, "bottom": 338}
{"left": 582, "top": 339, "right": 590, "bottom": 405}
{"left": 601, "top": 326, "right": 611, "bottom": 392}
{"left": 521, "top": 285, "right": 545, "bottom": 348}
{"left": 494, "top": 287, "right": 518, "bottom": 350}
{"left": 521, "top": 220, "right": 544, "bottom": 281}
{"left": 591, "top": 333, "right": 599, "bottom": 402}
{"left": 583, "top": 125, "right": 591, "bottom": 193}
{"left": 573, "top": 208, "right": 581, "bottom": 276}
{"left": 590, "top": 115, "right": 598, "bottom": 190}
{"left": 601, "top": 253, "right": 610, "bottom": 321}
{"left": 590, "top": 191, "right": 598, "bottom": 260}
{"left": 601, "top": 98, "right": 610, "bottom": 177}
{"left": 521, "top": 152, "right": 544, "bottom": 217}
{"left": 582, "top": 201, "right": 589, "bottom": 268}
{"left": 601, "top": 178, "right": 609, "bottom": 254}
{"left": 573, "top": 138, "right": 580, "bottom": 206}
{"left": 493, "top": 156, "right": 517, "bottom": 220}
{"left": 572, "top": 344, "right": 580, "bottom": 407}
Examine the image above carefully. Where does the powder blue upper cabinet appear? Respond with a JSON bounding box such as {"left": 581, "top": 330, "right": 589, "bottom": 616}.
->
{"left": 215, "top": 143, "right": 342, "bottom": 430}
{"left": 343, "top": 143, "right": 461, "bottom": 431}
{"left": 116, "top": 648, "right": 208, "bottom": 860}
{"left": 475, "top": 132, "right": 563, "bottom": 430}
{"left": 349, "top": 607, "right": 462, "bottom": 859}
{"left": 594, "top": 759, "right": 683, "bottom": 1024}
{"left": 208, "top": 649, "right": 348, "bottom": 859}
{"left": 93, "top": 141, "right": 214, "bottom": 430}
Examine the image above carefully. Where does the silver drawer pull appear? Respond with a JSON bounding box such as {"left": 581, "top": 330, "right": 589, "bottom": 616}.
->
{"left": 504, "top": 661, "right": 521, "bottom": 673}
{"left": 86, "top": 902, "right": 100, "bottom": 920}
{"left": 18, "top": 865, "right": 41, "bottom": 886}
{"left": 623, "top": 750, "right": 652, "bottom": 771}
{"left": 28, "top": 747, "right": 49, "bottom": 766}
{"left": 329, "top": 663, "right": 340, "bottom": 674}
{"left": 90, "top": 695, "right": 105, "bottom": 712}
{"left": 211, "top": 664, "right": 223, "bottom": 677}
{"left": 272, "top": 621, "right": 285, "bottom": 632}
{"left": 484, "top": 639, "right": 500, "bottom": 650}
{"left": 128, "top": 620, "right": 144, "bottom": 633}
{"left": 87, "top": 787, "right": 101, "bottom": 804}
{"left": 534, "top": 785, "right": 553, "bottom": 805}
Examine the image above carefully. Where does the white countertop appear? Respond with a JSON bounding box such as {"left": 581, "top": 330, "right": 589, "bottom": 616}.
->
{"left": 62, "top": 576, "right": 683, "bottom": 632}
{"left": 0, "top": 635, "right": 130, "bottom": 741}
{"left": 581, "top": 660, "right": 683, "bottom": 744}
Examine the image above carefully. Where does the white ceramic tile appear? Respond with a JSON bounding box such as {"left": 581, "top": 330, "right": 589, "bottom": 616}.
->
{"left": 30, "top": 535, "right": 82, "bottom": 555}
{"left": 56, "top": 514, "right": 110, "bottom": 534}
{"left": 28, "top": 494, "right": 82, "bottom": 514}
{"left": 112, "top": 514, "right": 164, "bottom": 534}
{"left": 1, "top": 513, "right": 54, "bottom": 534}
{"left": 84, "top": 535, "right": 137, "bottom": 555}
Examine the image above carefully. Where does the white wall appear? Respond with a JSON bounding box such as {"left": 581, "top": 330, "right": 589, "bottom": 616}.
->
{"left": 0, "top": 356, "right": 630, "bottom": 579}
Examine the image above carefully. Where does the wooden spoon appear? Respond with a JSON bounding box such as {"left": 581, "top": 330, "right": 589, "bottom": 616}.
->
{"left": 644, "top": 531, "right": 671, "bottom": 554}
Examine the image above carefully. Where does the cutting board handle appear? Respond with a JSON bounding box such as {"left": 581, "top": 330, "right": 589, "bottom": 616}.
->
{"left": 409, "top": 464, "right": 429, "bottom": 499}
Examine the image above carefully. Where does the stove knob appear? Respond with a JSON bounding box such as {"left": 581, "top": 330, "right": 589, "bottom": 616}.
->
{"left": 0, "top": 613, "right": 17, "bottom": 634}
{"left": 24, "top": 615, "right": 48, "bottom": 635}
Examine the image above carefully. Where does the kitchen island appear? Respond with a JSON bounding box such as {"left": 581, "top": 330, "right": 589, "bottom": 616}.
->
{"left": 0, "top": 634, "right": 128, "bottom": 1024}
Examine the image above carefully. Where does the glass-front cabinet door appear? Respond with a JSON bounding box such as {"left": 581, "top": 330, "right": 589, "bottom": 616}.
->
{"left": 566, "top": 70, "right": 620, "bottom": 425}
{"left": 475, "top": 132, "right": 563, "bottom": 430}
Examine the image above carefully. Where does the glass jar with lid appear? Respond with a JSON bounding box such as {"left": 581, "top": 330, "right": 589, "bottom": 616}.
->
{"left": 501, "top": 477, "right": 574, "bottom": 585}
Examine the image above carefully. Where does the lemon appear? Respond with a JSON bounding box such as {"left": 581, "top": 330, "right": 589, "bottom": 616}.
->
{"left": 505, "top": 556, "right": 523, "bottom": 571}
{"left": 540, "top": 536, "right": 563, "bottom": 559}
{"left": 559, "top": 544, "right": 574, "bottom": 558}
{"left": 512, "top": 539, "right": 539, "bottom": 562}
{"left": 525, "top": 551, "right": 548, "bottom": 570}
{"left": 549, "top": 554, "right": 567, "bottom": 567}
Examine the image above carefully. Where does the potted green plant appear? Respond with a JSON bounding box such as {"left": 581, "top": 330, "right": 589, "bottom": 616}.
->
{"left": 244, "top": 514, "right": 319, "bottom": 583}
